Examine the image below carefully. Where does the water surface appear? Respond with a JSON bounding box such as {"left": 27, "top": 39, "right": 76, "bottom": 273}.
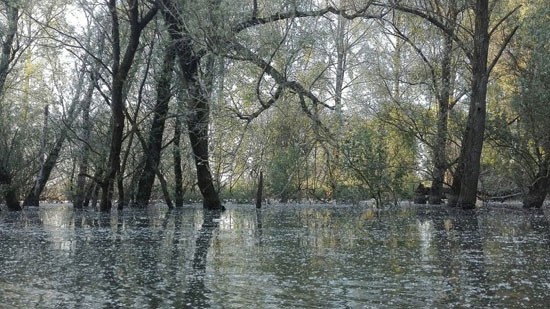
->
{"left": 1, "top": 203, "right": 549, "bottom": 308}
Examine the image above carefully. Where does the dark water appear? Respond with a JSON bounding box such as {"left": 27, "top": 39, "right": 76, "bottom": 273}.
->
{"left": 1, "top": 203, "right": 549, "bottom": 308}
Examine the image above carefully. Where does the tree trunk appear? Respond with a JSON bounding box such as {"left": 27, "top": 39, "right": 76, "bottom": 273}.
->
{"left": 523, "top": 160, "right": 550, "bottom": 208}
{"left": 4, "top": 186, "right": 21, "bottom": 211}
{"left": 456, "top": 0, "right": 490, "bottom": 209}
{"left": 173, "top": 105, "right": 184, "bottom": 208}
{"left": 256, "top": 171, "right": 264, "bottom": 209}
{"left": 99, "top": 0, "right": 157, "bottom": 212}
{"left": 74, "top": 75, "right": 94, "bottom": 209}
{"left": 24, "top": 65, "right": 87, "bottom": 206}
{"left": 0, "top": 168, "right": 21, "bottom": 211}
{"left": 430, "top": 22, "right": 454, "bottom": 205}
{"left": 0, "top": 2, "right": 17, "bottom": 93}
{"left": 160, "top": 0, "right": 223, "bottom": 210}
{"left": 133, "top": 43, "right": 176, "bottom": 207}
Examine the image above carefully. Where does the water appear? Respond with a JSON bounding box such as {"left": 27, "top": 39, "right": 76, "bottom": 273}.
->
{"left": 1, "top": 203, "right": 549, "bottom": 308}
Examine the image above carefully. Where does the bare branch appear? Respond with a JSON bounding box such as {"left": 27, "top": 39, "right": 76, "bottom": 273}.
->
{"left": 488, "top": 25, "right": 519, "bottom": 75}
{"left": 233, "top": 3, "right": 385, "bottom": 33}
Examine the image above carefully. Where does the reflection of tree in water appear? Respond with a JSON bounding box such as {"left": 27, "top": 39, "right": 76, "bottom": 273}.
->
{"left": 421, "top": 207, "right": 492, "bottom": 307}
{"left": 182, "top": 209, "right": 222, "bottom": 308}
{"left": 437, "top": 208, "right": 492, "bottom": 307}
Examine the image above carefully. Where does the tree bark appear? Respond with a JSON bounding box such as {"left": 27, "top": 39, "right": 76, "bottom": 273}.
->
{"left": 160, "top": 0, "right": 223, "bottom": 210}
{"left": 456, "top": 0, "right": 490, "bottom": 209}
{"left": 133, "top": 43, "right": 176, "bottom": 207}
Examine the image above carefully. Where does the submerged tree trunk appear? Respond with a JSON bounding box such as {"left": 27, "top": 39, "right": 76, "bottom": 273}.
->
{"left": 0, "top": 168, "right": 21, "bottom": 211}
{"left": 160, "top": 0, "right": 223, "bottom": 210}
{"left": 256, "top": 171, "right": 264, "bottom": 209}
{"left": 74, "top": 78, "right": 94, "bottom": 209}
{"left": 173, "top": 106, "right": 184, "bottom": 208}
{"left": 456, "top": 0, "right": 490, "bottom": 209}
{"left": 430, "top": 19, "right": 455, "bottom": 205}
{"left": 24, "top": 65, "right": 88, "bottom": 206}
{"left": 99, "top": 0, "right": 157, "bottom": 212}
{"left": 133, "top": 43, "right": 176, "bottom": 207}
{"left": 0, "top": 3, "right": 20, "bottom": 211}
{"left": 523, "top": 158, "right": 550, "bottom": 208}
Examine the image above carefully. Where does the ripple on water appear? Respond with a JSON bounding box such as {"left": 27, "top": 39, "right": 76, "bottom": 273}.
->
{"left": 1, "top": 204, "right": 550, "bottom": 307}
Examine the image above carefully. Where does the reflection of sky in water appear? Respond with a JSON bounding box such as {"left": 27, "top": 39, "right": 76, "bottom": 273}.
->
{"left": 0, "top": 204, "right": 549, "bottom": 308}
{"left": 40, "top": 205, "right": 76, "bottom": 254}
{"left": 417, "top": 219, "right": 434, "bottom": 262}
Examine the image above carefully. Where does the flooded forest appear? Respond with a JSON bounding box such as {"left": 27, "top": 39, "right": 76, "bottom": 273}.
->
{"left": 1, "top": 0, "right": 550, "bottom": 307}
{"left": 0, "top": 0, "right": 548, "bottom": 210}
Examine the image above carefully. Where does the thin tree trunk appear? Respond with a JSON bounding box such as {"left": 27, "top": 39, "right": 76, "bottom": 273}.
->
{"left": 133, "top": 43, "right": 176, "bottom": 207}
{"left": 430, "top": 20, "right": 455, "bottom": 205}
{"left": 74, "top": 75, "right": 94, "bottom": 209}
{"left": 24, "top": 65, "right": 88, "bottom": 206}
{"left": 0, "top": 2, "right": 17, "bottom": 93}
{"left": 99, "top": 0, "right": 157, "bottom": 212}
{"left": 158, "top": 171, "right": 174, "bottom": 209}
{"left": 456, "top": 0, "right": 489, "bottom": 209}
{"left": 256, "top": 171, "right": 263, "bottom": 208}
{"left": 173, "top": 106, "right": 184, "bottom": 208}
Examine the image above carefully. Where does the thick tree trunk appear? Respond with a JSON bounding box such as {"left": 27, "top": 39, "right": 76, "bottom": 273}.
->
{"left": 523, "top": 160, "right": 550, "bottom": 208}
{"left": 187, "top": 108, "right": 222, "bottom": 209}
{"left": 0, "top": 168, "right": 21, "bottom": 211}
{"left": 133, "top": 44, "right": 176, "bottom": 207}
{"left": 4, "top": 186, "right": 21, "bottom": 211}
{"left": 456, "top": 0, "right": 489, "bottom": 209}
{"left": 160, "top": 0, "right": 223, "bottom": 210}
{"left": 100, "top": 86, "right": 125, "bottom": 212}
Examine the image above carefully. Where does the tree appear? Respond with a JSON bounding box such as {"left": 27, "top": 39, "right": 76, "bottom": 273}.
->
{"left": 0, "top": 0, "right": 22, "bottom": 210}
{"left": 158, "top": 0, "right": 223, "bottom": 210}
{"left": 132, "top": 40, "right": 176, "bottom": 207}
{"left": 380, "top": 0, "right": 520, "bottom": 208}
{"left": 98, "top": 0, "right": 157, "bottom": 211}
{"left": 486, "top": 0, "right": 550, "bottom": 208}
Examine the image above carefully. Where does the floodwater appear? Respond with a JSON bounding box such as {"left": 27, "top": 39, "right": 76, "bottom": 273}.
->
{"left": 0, "top": 203, "right": 549, "bottom": 308}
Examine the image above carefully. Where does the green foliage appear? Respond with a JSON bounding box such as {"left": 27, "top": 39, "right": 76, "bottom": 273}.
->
{"left": 483, "top": 0, "right": 550, "bottom": 193}
{"left": 340, "top": 116, "right": 418, "bottom": 206}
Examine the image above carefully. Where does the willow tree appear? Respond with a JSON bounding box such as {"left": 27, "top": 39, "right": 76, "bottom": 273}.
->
{"left": 132, "top": 40, "right": 176, "bottom": 208}
{"left": 380, "top": 0, "right": 520, "bottom": 208}
{"left": 99, "top": 0, "right": 157, "bottom": 211}
{"left": 494, "top": 1, "right": 550, "bottom": 208}
{"left": 0, "top": 0, "right": 22, "bottom": 210}
{"left": 155, "top": 0, "right": 379, "bottom": 209}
